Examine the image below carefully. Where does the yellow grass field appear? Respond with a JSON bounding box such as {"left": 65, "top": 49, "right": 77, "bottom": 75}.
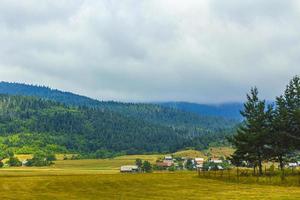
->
{"left": 0, "top": 170, "right": 300, "bottom": 200}
{"left": 173, "top": 147, "right": 234, "bottom": 159}
{"left": 0, "top": 153, "right": 299, "bottom": 199}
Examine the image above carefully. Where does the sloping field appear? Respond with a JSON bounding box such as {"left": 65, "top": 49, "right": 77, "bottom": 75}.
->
{"left": 173, "top": 147, "right": 234, "bottom": 159}
{"left": 0, "top": 172, "right": 299, "bottom": 200}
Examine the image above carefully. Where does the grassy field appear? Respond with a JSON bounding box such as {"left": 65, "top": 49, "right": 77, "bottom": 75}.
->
{"left": 0, "top": 170, "right": 300, "bottom": 200}
{"left": 0, "top": 153, "right": 299, "bottom": 199}
{"left": 172, "top": 147, "right": 235, "bottom": 159}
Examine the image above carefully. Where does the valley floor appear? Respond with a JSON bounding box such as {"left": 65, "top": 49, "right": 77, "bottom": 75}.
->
{"left": 0, "top": 153, "right": 299, "bottom": 200}
{"left": 0, "top": 169, "right": 300, "bottom": 199}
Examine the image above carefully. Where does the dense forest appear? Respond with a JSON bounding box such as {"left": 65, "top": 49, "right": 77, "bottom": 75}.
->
{"left": 0, "top": 82, "right": 239, "bottom": 133}
{"left": 0, "top": 82, "right": 239, "bottom": 156}
{"left": 0, "top": 95, "right": 236, "bottom": 156}
{"left": 159, "top": 102, "right": 244, "bottom": 120}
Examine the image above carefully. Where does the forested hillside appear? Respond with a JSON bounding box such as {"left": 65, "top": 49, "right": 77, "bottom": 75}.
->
{"left": 0, "top": 95, "right": 236, "bottom": 155}
{"left": 159, "top": 102, "right": 244, "bottom": 120}
{"left": 0, "top": 82, "right": 239, "bottom": 137}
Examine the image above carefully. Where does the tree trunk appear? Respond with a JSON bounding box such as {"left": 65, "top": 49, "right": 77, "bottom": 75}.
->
{"left": 258, "top": 159, "right": 263, "bottom": 176}
{"left": 278, "top": 155, "right": 284, "bottom": 171}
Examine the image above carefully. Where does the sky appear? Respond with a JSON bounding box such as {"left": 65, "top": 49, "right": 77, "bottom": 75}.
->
{"left": 0, "top": 0, "right": 299, "bottom": 103}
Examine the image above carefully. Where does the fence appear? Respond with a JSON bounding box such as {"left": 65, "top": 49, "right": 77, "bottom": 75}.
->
{"left": 198, "top": 167, "right": 300, "bottom": 186}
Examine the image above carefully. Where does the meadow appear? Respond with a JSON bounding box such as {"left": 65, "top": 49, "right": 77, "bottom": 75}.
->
{"left": 0, "top": 150, "right": 299, "bottom": 199}
{"left": 0, "top": 170, "right": 300, "bottom": 199}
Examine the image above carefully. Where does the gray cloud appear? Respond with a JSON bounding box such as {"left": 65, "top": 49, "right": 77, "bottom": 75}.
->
{"left": 0, "top": 0, "right": 299, "bottom": 103}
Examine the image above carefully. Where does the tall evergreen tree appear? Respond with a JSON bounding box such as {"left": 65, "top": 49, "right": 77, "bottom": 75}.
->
{"left": 282, "top": 76, "right": 300, "bottom": 148}
{"left": 268, "top": 96, "right": 293, "bottom": 170}
{"left": 230, "top": 87, "right": 272, "bottom": 175}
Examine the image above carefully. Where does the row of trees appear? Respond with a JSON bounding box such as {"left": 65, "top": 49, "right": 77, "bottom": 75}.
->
{"left": 230, "top": 76, "right": 300, "bottom": 175}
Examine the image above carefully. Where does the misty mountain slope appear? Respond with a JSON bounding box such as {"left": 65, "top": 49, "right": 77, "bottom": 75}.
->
{"left": 159, "top": 102, "right": 244, "bottom": 120}
{"left": 0, "top": 82, "right": 239, "bottom": 135}
{"left": 0, "top": 82, "right": 101, "bottom": 106}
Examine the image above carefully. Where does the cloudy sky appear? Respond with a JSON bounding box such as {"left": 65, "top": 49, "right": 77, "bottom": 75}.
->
{"left": 0, "top": 0, "right": 299, "bottom": 103}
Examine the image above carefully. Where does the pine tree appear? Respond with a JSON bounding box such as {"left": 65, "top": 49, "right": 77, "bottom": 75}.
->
{"left": 282, "top": 76, "right": 300, "bottom": 147}
{"left": 268, "top": 96, "right": 293, "bottom": 170}
{"left": 230, "top": 87, "right": 272, "bottom": 175}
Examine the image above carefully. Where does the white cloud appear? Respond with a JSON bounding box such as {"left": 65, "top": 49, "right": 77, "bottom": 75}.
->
{"left": 0, "top": 0, "right": 299, "bottom": 103}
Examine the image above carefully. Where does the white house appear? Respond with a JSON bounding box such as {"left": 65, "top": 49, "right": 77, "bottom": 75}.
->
{"left": 164, "top": 155, "right": 173, "bottom": 161}
{"left": 120, "top": 165, "right": 139, "bottom": 173}
{"left": 288, "top": 162, "right": 298, "bottom": 168}
{"left": 210, "top": 158, "right": 223, "bottom": 164}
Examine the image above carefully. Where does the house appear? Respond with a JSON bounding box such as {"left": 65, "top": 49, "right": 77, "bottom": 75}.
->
{"left": 210, "top": 158, "right": 223, "bottom": 164}
{"left": 195, "top": 158, "right": 204, "bottom": 169}
{"left": 156, "top": 156, "right": 175, "bottom": 169}
{"left": 164, "top": 155, "right": 173, "bottom": 161}
{"left": 288, "top": 162, "right": 298, "bottom": 168}
{"left": 120, "top": 165, "right": 139, "bottom": 173}
{"left": 156, "top": 160, "right": 174, "bottom": 168}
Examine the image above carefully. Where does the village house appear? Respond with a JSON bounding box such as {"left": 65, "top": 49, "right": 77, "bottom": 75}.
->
{"left": 156, "top": 155, "right": 174, "bottom": 168}
{"left": 120, "top": 165, "right": 139, "bottom": 173}
{"left": 210, "top": 158, "right": 223, "bottom": 164}
{"left": 194, "top": 158, "right": 204, "bottom": 170}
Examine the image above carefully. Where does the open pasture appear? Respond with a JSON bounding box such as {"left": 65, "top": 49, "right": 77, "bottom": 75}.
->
{"left": 0, "top": 171, "right": 300, "bottom": 199}
{"left": 0, "top": 155, "right": 299, "bottom": 200}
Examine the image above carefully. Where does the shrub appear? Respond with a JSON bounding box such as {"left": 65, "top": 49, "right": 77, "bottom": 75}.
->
{"left": 25, "top": 152, "right": 55, "bottom": 167}
{"left": 168, "top": 165, "right": 176, "bottom": 172}
{"left": 63, "top": 155, "right": 68, "bottom": 160}
{"left": 6, "top": 156, "right": 22, "bottom": 167}
{"left": 46, "top": 153, "right": 56, "bottom": 162}
{"left": 142, "top": 161, "right": 153, "bottom": 173}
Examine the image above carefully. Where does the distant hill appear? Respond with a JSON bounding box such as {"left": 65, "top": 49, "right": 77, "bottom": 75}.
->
{"left": 0, "top": 82, "right": 239, "bottom": 131}
{"left": 159, "top": 102, "right": 244, "bottom": 120}
{"left": 0, "top": 95, "right": 187, "bottom": 154}
{"left": 0, "top": 82, "right": 239, "bottom": 154}
{"left": 0, "top": 95, "right": 236, "bottom": 154}
{"left": 0, "top": 82, "right": 101, "bottom": 107}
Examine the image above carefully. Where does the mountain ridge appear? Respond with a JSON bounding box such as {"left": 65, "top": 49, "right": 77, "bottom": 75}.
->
{"left": 0, "top": 81, "right": 243, "bottom": 120}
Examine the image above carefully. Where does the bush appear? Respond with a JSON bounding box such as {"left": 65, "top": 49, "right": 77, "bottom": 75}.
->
{"left": 0, "top": 161, "right": 3, "bottom": 168}
{"left": 71, "top": 155, "right": 81, "bottom": 160}
{"left": 46, "top": 153, "right": 56, "bottom": 162}
{"left": 185, "top": 159, "right": 194, "bottom": 170}
{"left": 25, "top": 152, "right": 55, "bottom": 167}
{"left": 63, "top": 155, "right": 68, "bottom": 160}
{"left": 142, "top": 161, "right": 153, "bottom": 173}
{"left": 168, "top": 165, "right": 176, "bottom": 172}
{"left": 6, "top": 156, "right": 22, "bottom": 167}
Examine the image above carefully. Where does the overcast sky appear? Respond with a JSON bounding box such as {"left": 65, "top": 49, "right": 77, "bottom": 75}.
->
{"left": 0, "top": 0, "right": 299, "bottom": 103}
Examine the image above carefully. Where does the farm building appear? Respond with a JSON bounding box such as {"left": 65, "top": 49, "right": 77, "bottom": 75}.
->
{"left": 120, "top": 165, "right": 139, "bottom": 173}
{"left": 210, "top": 158, "right": 223, "bottom": 164}
{"left": 164, "top": 155, "right": 173, "bottom": 161}
{"left": 156, "top": 156, "right": 175, "bottom": 169}
{"left": 156, "top": 160, "right": 173, "bottom": 168}
{"left": 195, "top": 158, "right": 204, "bottom": 169}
